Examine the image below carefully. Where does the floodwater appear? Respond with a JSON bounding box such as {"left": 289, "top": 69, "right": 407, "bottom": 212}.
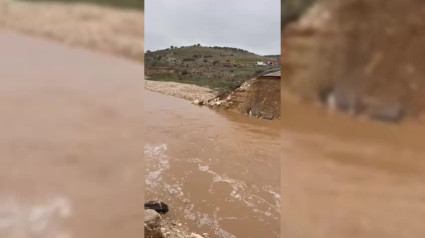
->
{"left": 145, "top": 91, "right": 281, "bottom": 237}
{"left": 282, "top": 94, "right": 425, "bottom": 238}
{"left": 0, "top": 32, "right": 144, "bottom": 238}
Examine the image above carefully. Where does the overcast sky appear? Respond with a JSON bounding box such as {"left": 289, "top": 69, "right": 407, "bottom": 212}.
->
{"left": 145, "top": 0, "right": 281, "bottom": 55}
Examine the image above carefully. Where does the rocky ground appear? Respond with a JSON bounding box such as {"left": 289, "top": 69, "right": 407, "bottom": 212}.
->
{"left": 145, "top": 209, "right": 208, "bottom": 238}
{"left": 0, "top": 0, "right": 144, "bottom": 62}
{"left": 144, "top": 79, "right": 219, "bottom": 103}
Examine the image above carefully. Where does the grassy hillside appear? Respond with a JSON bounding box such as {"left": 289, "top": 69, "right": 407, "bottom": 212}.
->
{"left": 145, "top": 45, "right": 280, "bottom": 92}
{"left": 21, "top": 0, "right": 144, "bottom": 10}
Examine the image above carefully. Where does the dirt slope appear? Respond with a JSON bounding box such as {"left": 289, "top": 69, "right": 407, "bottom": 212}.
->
{"left": 209, "top": 75, "right": 281, "bottom": 120}
{"left": 283, "top": 0, "right": 425, "bottom": 122}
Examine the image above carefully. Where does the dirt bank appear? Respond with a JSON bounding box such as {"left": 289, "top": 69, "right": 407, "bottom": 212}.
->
{"left": 210, "top": 74, "right": 281, "bottom": 119}
{"left": 0, "top": 0, "right": 144, "bottom": 62}
{"left": 145, "top": 76, "right": 281, "bottom": 120}
{"left": 283, "top": 0, "right": 425, "bottom": 122}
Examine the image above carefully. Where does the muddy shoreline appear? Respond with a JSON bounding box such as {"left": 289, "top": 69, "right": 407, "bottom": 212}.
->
{"left": 145, "top": 79, "right": 281, "bottom": 120}
{"left": 144, "top": 80, "right": 219, "bottom": 103}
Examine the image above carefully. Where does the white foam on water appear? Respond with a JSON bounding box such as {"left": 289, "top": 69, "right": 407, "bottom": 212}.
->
{"left": 268, "top": 189, "right": 281, "bottom": 211}
{"left": 147, "top": 155, "right": 280, "bottom": 237}
{"left": 145, "top": 143, "right": 170, "bottom": 187}
{"left": 195, "top": 160, "right": 281, "bottom": 220}
{"left": 198, "top": 165, "right": 209, "bottom": 172}
{"left": 0, "top": 196, "right": 72, "bottom": 238}
{"left": 196, "top": 213, "right": 236, "bottom": 238}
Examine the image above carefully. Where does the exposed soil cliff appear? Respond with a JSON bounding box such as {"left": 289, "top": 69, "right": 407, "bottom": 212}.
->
{"left": 210, "top": 75, "right": 281, "bottom": 120}
{"left": 283, "top": 0, "right": 425, "bottom": 122}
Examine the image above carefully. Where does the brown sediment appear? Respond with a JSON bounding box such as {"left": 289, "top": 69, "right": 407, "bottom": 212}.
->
{"left": 0, "top": 32, "right": 144, "bottom": 237}
{"left": 282, "top": 88, "right": 425, "bottom": 238}
{"left": 145, "top": 90, "right": 280, "bottom": 238}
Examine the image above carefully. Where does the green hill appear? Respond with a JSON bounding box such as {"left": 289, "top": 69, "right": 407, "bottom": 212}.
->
{"left": 22, "top": 0, "right": 144, "bottom": 10}
{"left": 145, "top": 45, "right": 280, "bottom": 92}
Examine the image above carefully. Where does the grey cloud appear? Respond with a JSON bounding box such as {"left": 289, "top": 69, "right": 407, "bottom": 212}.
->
{"left": 145, "top": 0, "right": 280, "bottom": 55}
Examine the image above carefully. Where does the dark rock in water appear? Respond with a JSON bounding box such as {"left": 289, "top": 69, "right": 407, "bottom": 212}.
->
{"left": 369, "top": 104, "right": 404, "bottom": 123}
{"left": 144, "top": 201, "right": 169, "bottom": 214}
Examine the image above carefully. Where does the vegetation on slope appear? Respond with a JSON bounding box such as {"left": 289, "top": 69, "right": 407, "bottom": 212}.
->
{"left": 145, "top": 45, "right": 280, "bottom": 93}
{"left": 21, "top": 0, "right": 144, "bottom": 10}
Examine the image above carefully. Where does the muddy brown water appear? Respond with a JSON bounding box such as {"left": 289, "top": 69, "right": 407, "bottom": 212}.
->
{"left": 282, "top": 94, "right": 425, "bottom": 238}
{"left": 145, "top": 91, "right": 281, "bottom": 238}
{"left": 0, "top": 32, "right": 144, "bottom": 238}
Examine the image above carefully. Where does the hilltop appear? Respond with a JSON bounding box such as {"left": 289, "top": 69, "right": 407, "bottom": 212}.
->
{"left": 145, "top": 45, "right": 280, "bottom": 92}
{"left": 22, "top": 0, "right": 144, "bottom": 10}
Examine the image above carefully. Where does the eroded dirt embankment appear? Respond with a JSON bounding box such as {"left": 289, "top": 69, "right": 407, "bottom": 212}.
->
{"left": 145, "top": 76, "right": 281, "bottom": 120}
{"left": 283, "top": 0, "right": 425, "bottom": 122}
{"left": 209, "top": 76, "right": 281, "bottom": 120}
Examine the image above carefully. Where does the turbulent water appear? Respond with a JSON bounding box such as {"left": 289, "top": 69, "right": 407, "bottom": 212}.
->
{"left": 144, "top": 90, "right": 281, "bottom": 238}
